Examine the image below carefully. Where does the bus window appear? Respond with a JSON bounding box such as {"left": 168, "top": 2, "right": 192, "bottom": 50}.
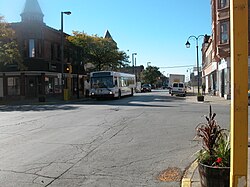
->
{"left": 114, "top": 77, "right": 118, "bottom": 86}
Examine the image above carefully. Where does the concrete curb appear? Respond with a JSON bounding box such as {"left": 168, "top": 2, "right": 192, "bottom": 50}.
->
{"left": 181, "top": 160, "right": 198, "bottom": 187}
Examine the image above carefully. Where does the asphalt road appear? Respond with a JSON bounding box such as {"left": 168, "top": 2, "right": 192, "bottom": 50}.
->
{"left": 0, "top": 90, "right": 231, "bottom": 187}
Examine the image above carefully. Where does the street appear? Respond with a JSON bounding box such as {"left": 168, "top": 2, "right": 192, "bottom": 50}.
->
{"left": 0, "top": 90, "right": 232, "bottom": 187}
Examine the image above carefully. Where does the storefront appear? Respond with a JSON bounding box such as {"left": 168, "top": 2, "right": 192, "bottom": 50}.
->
{"left": 218, "top": 58, "right": 231, "bottom": 99}
{"left": 203, "top": 62, "right": 218, "bottom": 95}
{"left": 0, "top": 71, "right": 62, "bottom": 100}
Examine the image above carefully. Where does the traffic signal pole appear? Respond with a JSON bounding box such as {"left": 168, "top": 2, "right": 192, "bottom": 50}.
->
{"left": 230, "top": 0, "right": 248, "bottom": 186}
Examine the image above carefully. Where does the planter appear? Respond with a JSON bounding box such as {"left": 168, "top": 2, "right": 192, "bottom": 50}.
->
{"left": 198, "top": 162, "right": 230, "bottom": 187}
{"left": 197, "top": 95, "right": 204, "bottom": 102}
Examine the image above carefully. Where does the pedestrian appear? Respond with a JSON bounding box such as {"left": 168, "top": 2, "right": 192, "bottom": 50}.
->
{"left": 202, "top": 83, "right": 206, "bottom": 95}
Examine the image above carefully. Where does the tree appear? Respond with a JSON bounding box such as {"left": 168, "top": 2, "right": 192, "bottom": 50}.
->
{"left": 67, "top": 32, "right": 129, "bottom": 71}
{"left": 142, "top": 66, "right": 162, "bottom": 85}
{"left": 0, "top": 16, "right": 23, "bottom": 70}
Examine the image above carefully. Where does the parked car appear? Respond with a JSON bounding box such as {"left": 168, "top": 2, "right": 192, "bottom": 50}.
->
{"left": 169, "top": 82, "right": 186, "bottom": 97}
{"left": 141, "top": 84, "right": 152, "bottom": 92}
{"left": 248, "top": 90, "right": 250, "bottom": 105}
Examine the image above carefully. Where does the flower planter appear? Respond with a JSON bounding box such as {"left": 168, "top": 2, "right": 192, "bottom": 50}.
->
{"left": 198, "top": 162, "right": 230, "bottom": 187}
{"left": 197, "top": 95, "right": 204, "bottom": 102}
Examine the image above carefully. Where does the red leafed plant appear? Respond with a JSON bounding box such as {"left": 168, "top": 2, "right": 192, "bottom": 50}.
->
{"left": 195, "top": 105, "right": 230, "bottom": 167}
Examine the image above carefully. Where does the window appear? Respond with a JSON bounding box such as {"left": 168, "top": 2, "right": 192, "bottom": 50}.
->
{"left": 219, "top": 0, "right": 228, "bottom": 8}
{"left": 7, "top": 77, "right": 20, "bottom": 96}
{"left": 179, "top": 83, "right": 184, "bottom": 88}
{"left": 120, "top": 77, "right": 126, "bottom": 87}
{"left": 220, "top": 22, "right": 229, "bottom": 44}
{"left": 114, "top": 77, "right": 118, "bottom": 86}
{"left": 29, "top": 39, "right": 35, "bottom": 57}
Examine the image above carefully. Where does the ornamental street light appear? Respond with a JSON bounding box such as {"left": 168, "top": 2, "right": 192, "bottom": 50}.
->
{"left": 61, "top": 11, "right": 71, "bottom": 99}
{"left": 185, "top": 35, "right": 205, "bottom": 95}
{"left": 132, "top": 53, "right": 137, "bottom": 74}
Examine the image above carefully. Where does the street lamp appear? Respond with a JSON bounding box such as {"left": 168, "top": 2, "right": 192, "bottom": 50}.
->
{"left": 185, "top": 35, "right": 204, "bottom": 95}
{"left": 61, "top": 11, "right": 71, "bottom": 99}
{"left": 132, "top": 53, "right": 137, "bottom": 74}
{"left": 147, "top": 62, "right": 151, "bottom": 67}
{"left": 132, "top": 53, "right": 137, "bottom": 66}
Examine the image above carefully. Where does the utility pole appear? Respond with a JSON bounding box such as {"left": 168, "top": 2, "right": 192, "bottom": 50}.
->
{"left": 230, "top": 0, "right": 248, "bottom": 186}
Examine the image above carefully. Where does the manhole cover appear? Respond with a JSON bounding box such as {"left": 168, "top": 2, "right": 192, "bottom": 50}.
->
{"left": 157, "top": 167, "right": 182, "bottom": 182}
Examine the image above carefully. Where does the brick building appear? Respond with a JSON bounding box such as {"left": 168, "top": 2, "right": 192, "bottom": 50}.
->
{"left": 202, "top": 0, "right": 250, "bottom": 99}
{"left": 0, "top": 0, "right": 85, "bottom": 101}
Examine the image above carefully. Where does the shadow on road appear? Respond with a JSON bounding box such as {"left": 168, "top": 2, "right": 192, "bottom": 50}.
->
{"left": 0, "top": 90, "right": 191, "bottom": 112}
{"left": 0, "top": 104, "right": 79, "bottom": 112}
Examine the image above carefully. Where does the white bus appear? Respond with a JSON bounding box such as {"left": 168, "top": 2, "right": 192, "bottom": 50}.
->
{"left": 90, "top": 71, "right": 136, "bottom": 99}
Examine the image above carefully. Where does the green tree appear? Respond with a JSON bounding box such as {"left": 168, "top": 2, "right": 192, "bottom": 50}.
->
{"left": 142, "top": 66, "right": 162, "bottom": 85}
{"left": 0, "top": 16, "right": 23, "bottom": 70}
{"left": 67, "top": 32, "right": 129, "bottom": 71}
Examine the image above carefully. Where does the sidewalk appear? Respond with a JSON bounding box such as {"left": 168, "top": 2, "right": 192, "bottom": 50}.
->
{"left": 185, "top": 93, "right": 231, "bottom": 105}
{"left": 182, "top": 92, "right": 250, "bottom": 187}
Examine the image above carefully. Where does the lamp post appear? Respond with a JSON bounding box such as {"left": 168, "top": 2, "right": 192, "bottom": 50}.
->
{"left": 147, "top": 62, "right": 151, "bottom": 67}
{"left": 185, "top": 35, "right": 204, "bottom": 95}
{"left": 186, "top": 68, "right": 193, "bottom": 82}
{"left": 132, "top": 53, "right": 137, "bottom": 74}
{"left": 61, "top": 11, "right": 71, "bottom": 99}
{"left": 186, "top": 68, "right": 194, "bottom": 93}
{"left": 162, "top": 71, "right": 165, "bottom": 87}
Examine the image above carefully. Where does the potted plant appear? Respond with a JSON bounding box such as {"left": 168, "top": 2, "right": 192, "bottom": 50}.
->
{"left": 195, "top": 105, "right": 230, "bottom": 187}
{"left": 197, "top": 92, "right": 204, "bottom": 102}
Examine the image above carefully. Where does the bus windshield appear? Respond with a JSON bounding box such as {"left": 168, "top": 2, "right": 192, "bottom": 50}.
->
{"left": 91, "top": 76, "right": 114, "bottom": 88}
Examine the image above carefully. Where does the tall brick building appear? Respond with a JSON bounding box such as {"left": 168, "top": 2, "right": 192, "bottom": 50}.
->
{"left": 0, "top": 0, "right": 85, "bottom": 101}
{"left": 202, "top": 0, "right": 250, "bottom": 99}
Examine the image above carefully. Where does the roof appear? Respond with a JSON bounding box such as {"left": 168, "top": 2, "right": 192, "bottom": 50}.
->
{"left": 21, "top": 0, "right": 44, "bottom": 22}
{"left": 104, "top": 30, "right": 112, "bottom": 39}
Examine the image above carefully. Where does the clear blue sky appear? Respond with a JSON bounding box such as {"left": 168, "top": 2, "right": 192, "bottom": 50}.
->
{"left": 0, "top": 0, "right": 211, "bottom": 80}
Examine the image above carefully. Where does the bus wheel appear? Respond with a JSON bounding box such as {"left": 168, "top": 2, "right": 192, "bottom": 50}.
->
{"left": 131, "top": 88, "right": 134, "bottom": 96}
{"left": 118, "top": 90, "right": 121, "bottom": 99}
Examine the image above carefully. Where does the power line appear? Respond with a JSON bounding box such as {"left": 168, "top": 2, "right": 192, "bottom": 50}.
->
{"left": 159, "top": 65, "right": 195, "bottom": 69}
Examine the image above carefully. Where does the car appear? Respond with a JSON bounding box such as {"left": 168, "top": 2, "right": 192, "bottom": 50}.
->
{"left": 248, "top": 90, "right": 250, "bottom": 105}
{"left": 169, "top": 82, "right": 186, "bottom": 97}
{"left": 141, "top": 84, "right": 152, "bottom": 92}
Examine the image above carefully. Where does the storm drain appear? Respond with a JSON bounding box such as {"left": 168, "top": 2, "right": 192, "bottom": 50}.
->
{"left": 157, "top": 167, "right": 182, "bottom": 182}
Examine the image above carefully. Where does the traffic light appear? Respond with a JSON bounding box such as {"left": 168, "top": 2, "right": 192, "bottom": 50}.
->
{"left": 65, "top": 64, "right": 72, "bottom": 74}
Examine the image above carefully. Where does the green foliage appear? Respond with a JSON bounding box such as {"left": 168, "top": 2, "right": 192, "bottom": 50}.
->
{"left": 67, "top": 32, "right": 129, "bottom": 71}
{"left": 142, "top": 66, "right": 161, "bottom": 85}
{"left": 195, "top": 105, "right": 230, "bottom": 167}
{"left": 0, "top": 16, "right": 24, "bottom": 70}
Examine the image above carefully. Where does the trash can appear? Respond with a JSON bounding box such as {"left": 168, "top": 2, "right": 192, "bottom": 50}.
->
{"left": 64, "top": 89, "right": 69, "bottom": 101}
{"left": 38, "top": 95, "right": 46, "bottom": 102}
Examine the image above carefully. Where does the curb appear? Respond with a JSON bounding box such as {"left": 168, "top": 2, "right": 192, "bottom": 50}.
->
{"left": 181, "top": 160, "right": 198, "bottom": 187}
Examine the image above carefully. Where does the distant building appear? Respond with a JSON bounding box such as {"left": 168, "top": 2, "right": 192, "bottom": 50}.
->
{"left": 119, "top": 65, "right": 144, "bottom": 82}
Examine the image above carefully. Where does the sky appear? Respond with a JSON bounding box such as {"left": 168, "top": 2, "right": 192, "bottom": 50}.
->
{"left": 0, "top": 0, "right": 211, "bottom": 80}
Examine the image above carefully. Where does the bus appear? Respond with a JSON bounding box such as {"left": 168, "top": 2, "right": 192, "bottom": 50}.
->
{"left": 90, "top": 71, "right": 136, "bottom": 99}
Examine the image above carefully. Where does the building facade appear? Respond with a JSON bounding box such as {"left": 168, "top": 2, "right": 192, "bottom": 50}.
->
{"left": 0, "top": 0, "right": 85, "bottom": 101}
{"left": 202, "top": 0, "right": 250, "bottom": 99}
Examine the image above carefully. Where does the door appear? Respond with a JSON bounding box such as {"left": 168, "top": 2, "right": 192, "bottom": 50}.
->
{"left": 26, "top": 76, "right": 38, "bottom": 98}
